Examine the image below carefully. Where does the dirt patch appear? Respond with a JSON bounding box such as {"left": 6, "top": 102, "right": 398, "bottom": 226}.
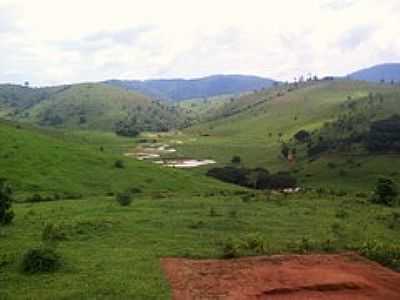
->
{"left": 161, "top": 253, "right": 400, "bottom": 299}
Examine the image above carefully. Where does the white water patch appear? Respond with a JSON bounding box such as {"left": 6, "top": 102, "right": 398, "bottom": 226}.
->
{"left": 163, "top": 159, "right": 216, "bottom": 168}
{"left": 136, "top": 153, "right": 161, "bottom": 160}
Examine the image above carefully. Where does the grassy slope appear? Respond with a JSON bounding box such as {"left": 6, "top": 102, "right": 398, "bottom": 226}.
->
{"left": 0, "top": 120, "right": 231, "bottom": 199}
{"left": 1, "top": 191, "right": 399, "bottom": 299}
{"left": 174, "top": 80, "right": 400, "bottom": 191}
{"left": 0, "top": 83, "right": 184, "bottom": 131}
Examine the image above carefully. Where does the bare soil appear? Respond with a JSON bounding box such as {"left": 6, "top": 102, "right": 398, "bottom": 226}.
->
{"left": 161, "top": 253, "right": 400, "bottom": 300}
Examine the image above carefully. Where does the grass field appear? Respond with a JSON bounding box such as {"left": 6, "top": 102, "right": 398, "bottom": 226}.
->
{"left": 1, "top": 190, "right": 399, "bottom": 299}
{"left": 1, "top": 79, "right": 400, "bottom": 299}
{"left": 0, "top": 120, "right": 230, "bottom": 199}
{"left": 166, "top": 80, "right": 400, "bottom": 192}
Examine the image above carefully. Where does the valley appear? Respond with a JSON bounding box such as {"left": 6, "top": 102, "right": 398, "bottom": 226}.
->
{"left": 1, "top": 68, "right": 400, "bottom": 299}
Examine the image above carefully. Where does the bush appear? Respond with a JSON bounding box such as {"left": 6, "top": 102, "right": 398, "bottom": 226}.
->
{"left": 371, "top": 176, "right": 398, "bottom": 206}
{"left": 231, "top": 155, "right": 241, "bottom": 164}
{"left": 114, "top": 160, "right": 125, "bottom": 169}
{"left": 21, "top": 246, "right": 62, "bottom": 274}
{"left": 207, "top": 167, "right": 296, "bottom": 190}
{"left": 0, "top": 179, "right": 14, "bottom": 225}
{"left": 222, "top": 239, "right": 241, "bottom": 259}
{"left": 42, "top": 223, "right": 68, "bottom": 242}
{"left": 294, "top": 130, "right": 310, "bottom": 143}
{"left": 357, "top": 240, "right": 400, "bottom": 270}
{"left": 115, "top": 192, "right": 132, "bottom": 206}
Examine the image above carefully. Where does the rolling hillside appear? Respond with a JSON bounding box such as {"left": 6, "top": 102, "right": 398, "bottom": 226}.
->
{"left": 348, "top": 63, "right": 400, "bottom": 83}
{"left": 170, "top": 79, "right": 400, "bottom": 191}
{"left": 0, "top": 83, "right": 185, "bottom": 132}
{"left": 0, "top": 119, "right": 229, "bottom": 199}
{"left": 105, "top": 75, "right": 276, "bottom": 102}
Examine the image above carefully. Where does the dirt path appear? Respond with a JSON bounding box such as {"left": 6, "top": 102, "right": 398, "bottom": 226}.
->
{"left": 162, "top": 253, "right": 400, "bottom": 299}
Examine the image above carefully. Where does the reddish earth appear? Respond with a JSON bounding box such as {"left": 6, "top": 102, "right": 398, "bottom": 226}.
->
{"left": 161, "top": 253, "right": 400, "bottom": 300}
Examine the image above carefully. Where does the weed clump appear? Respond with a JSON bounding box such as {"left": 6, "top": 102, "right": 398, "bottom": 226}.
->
{"left": 114, "top": 160, "right": 125, "bottom": 169}
{"left": 115, "top": 191, "right": 133, "bottom": 206}
{"left": 21, "top": 246, "right": 62, "bottom": 274}
{"left": 371, "top": 176, "right": 398, "bottom": 206}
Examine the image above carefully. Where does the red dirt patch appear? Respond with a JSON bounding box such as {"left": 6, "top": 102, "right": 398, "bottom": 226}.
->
{"left": 161, "top": 253, "right": 400, "bottom": 299}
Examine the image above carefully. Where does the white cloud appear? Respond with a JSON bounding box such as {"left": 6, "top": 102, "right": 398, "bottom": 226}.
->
{"left": 0, "top": 0, "right": 399, "bottom": 85}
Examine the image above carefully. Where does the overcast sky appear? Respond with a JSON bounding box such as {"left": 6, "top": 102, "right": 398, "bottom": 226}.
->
{"left": 0, "top": 0, "right": 399, "bottom": 86}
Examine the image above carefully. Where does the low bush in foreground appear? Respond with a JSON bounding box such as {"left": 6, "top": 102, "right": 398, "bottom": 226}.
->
{"left": 21, "top": 246, "right": 62, "bottom": 274}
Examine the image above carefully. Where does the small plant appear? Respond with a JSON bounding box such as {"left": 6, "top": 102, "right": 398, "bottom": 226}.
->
{"left": 114, "top": 160, "right": 125, "bottom": 169}
{"left": 222, "top": 238, "right": 241, "bottom": 258}
{"left": 357, "top": 240, "right": 400, "bottom": 270}
{"left": 244, "top": 234, "right": 267, "bottom": 254}
{"left": 371, "top": 176, "right": 398, "bottom": 206}
{"left": 231, "top": 156, "right": 241, "bottom": 164}
{"left": 42, "top": 223, "right": 67, "bottom": 243}
{"left": 21, "top": 246, "right": 62, "bottom": 274}
{"left": 0, "top": 179, "right": 14, "bottom": 225}
{"left": 115, "top": 191, "right": 133, "bottom": 206}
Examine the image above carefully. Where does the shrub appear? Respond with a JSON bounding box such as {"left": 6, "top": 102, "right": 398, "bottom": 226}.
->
{"left": 0, "top": 179, "right": 14, "bottom": 225}
{"left": 371, "top": 176, "right": 398, "bottom": 206}
{"left": 231, "top": 155, "right": 241, "bottom": 164}
{"left": 114, "top": 160, "right": 125, "bottom": 169}
{"left": 115, "top": 191, "right": 132, "bottom": 206}
{"left": 222, "top": 239, "right": 241, "bottom": 259}
{"left": 294, "top": 130, "right": 310, "bottom": 143}
{"left": 21, "top": 246, "right": 62, "bottom": 274}
{"left": 357, "top": 240, "right": 400, "bottom": 270}
{"left": 42, "top": 223, "right": 68, "bottom": 242}
{"left": 207, "top": 167, "right": 296, "bottom": 190}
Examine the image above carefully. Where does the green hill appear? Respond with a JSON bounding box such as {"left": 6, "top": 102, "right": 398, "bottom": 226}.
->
{"left": 0, "top": 119, "right": 229, "bottom": 199}
{"left": 171, "top": 80, "right": 400, "bottom": 191}
{"left": 0, "top": 83, "right": 185, "bottom": 132}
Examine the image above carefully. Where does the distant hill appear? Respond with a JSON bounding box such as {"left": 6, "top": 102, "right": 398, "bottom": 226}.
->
{"left": 105, "top": 75, "right": 277, "bottom": 102}
{"left": 177, "top": 79, "right": 400, "bottom": 191}
{"left": 0, "top": 83, "right": 185, "bottom": 132}
{"left": 348, "top": 63, "right": 400, "bottom": 83}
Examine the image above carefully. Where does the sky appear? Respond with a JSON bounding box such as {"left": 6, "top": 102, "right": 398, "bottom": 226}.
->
{"left": 0, "top": 0, "right": 399, "bottom": 86}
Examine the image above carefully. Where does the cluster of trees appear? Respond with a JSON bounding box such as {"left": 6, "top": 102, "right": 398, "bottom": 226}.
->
{"left": 0, "top": 179, "right": 14, "bottom": 225}
{"left": 367, "top": 115, "right": 400, "bottom": 152}
{"left": 206, "top": 166, "right": 297, "bottom": 190}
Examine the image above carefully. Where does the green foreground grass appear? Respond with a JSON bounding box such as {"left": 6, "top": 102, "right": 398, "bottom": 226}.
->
{"left": 1, "top": 191, "right": 400, "bottom": 299}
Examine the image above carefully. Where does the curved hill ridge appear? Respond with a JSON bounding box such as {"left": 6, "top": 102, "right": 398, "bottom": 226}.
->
{"left": 0, "top": 83, "right": 184, "bottom": 131}
{"left": 105, "top": 74, "right": 276, "bottom": 102}
{"left": 348, "top": 63, "right": 400, "bottom": 83}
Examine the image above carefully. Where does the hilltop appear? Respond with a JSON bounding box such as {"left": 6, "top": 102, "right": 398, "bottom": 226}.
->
{"left": 0, "top": 83, "right": 185, "bottom": 133}
{"left": 348, "top": 63, "right": 400, "bottom": 83}
{"left": 171, "top": 79, "right": 400, "bottom": 191}
{"left": 105, "top": 75, "right": 276, "bottom": 102}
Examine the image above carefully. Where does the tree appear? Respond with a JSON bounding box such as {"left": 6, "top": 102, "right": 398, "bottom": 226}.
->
{"left": 294, "top": 130, "right": 311, "bottom": 143}
{"left": 371, "top": 177, "right": 398, "bottom": 206}
{"left": 0, "top": 179, "right": 15, "bottom": 225}
{"left": 231, "top": 156, "right": 241, "bottom": 164}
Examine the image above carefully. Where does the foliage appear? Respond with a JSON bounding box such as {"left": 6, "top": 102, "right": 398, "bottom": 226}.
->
{"left": 231, "top": 155, "right": 241, "bottom": 164}
{"left": 371, "top": 177, "right": 398, "bottom": 206}
{"left": 294, "top": 129, "right": 310, "bottom": 143}
{"left": 206, "top": 167, "right": 296, "bottom": 190}
{"left": 115, "top": 191, "right": 133, "bottom": 206}
{"left": 367, "top": 115, "right": 400, "bottom": 152}
{"left": 114, "top": 160, "right": 125, "bottom": 169}
{"left": 0, "top": 179, "right": 14, "bottom": 225}
{"left": 21, "top": 246, "right": 62, "bottom": 274}
{"left": 357, "top": 240, "right": 400, "bottom": 270}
